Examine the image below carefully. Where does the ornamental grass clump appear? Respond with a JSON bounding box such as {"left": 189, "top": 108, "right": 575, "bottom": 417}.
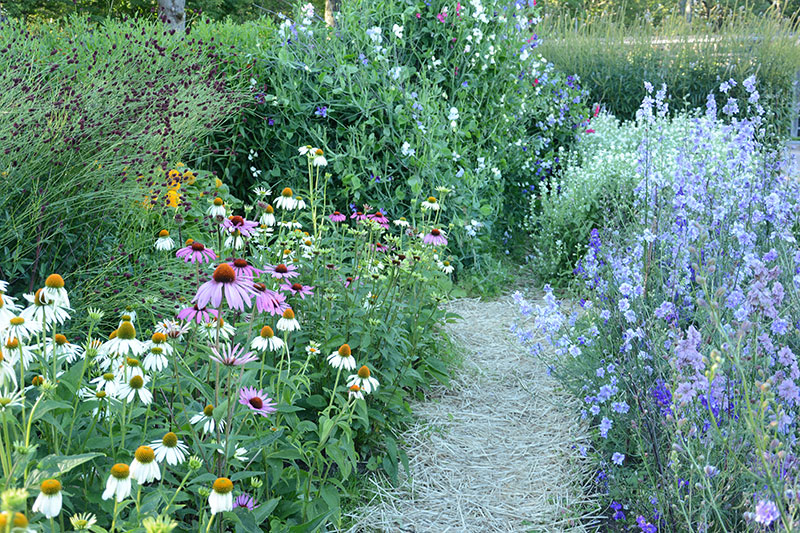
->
{"left": 515, "top": 78, "right": 800, "bottom": 531}
{"left": 0, "top": 144, "right": 454, "bottom": 530}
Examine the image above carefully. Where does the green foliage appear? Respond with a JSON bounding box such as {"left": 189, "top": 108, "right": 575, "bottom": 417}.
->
{"left": 197, "top": 0, "right": 589, "bottom": 262}
{"left": 537, "top": 10, "right": 800, "bottom": 132}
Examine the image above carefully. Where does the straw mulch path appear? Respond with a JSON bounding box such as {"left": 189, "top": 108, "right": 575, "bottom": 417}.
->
{"left": 344, "top": 296, "right": 596, "bottom": 532}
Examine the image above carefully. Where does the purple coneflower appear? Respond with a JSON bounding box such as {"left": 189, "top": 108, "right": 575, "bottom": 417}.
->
{"left": 263, "top": 263, "right": 299, "bottom": 280}
{"left": 176, "top": 303, "right": 218, "bottom": 325}
{"left": 329, "top": 211, "right": 346, "bottom": 223}
{"left": 373, "top": 242, "right": 389, "bottom": 253}
{"left": 223, "top": 215, "right": 259, "bottom": 238}
{"left": 176, "top": 240, "right": 217, "bottom": 264}
{"left": 238, "top": 387, "right": 277, "bottom": 417}
{"left": 279, "top": 282, "right": 315, "bottom": 299}
{"left": 193, "top": 264, "right": 254, "bottom": 311}
{"left": 367, "top": 211, "right": 390, "bottom": 228}
{"left": 210, "top": 343, "right": 258, "bottom": 366}
{"left": 350, "top": 211, "right": 368, "bottom": 222}
{"left": 423, "top": 228, "right": 448, "bottom": 246}
{"left": 233, "top": 493, "right": 260, "bottom": 511}
{"left": 252, "top": 283, "right": 289, "bottom": 315}
{"left": 228, "top": 258, "right": 263, "bottom": 280}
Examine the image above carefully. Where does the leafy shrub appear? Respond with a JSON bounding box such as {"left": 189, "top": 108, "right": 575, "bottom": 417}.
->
{"left": 0, "top": 147, "right": 457, "bottom": 531}
{"left": 199, "top": 0, "right": 589, "bottom": 260}
{"left": 0, "top": 15, "right": 245, "bottom": 319}
{"left": 537, "top": 11, "right": 800, "bottom": 133}
{"left": 514, "top": 79, "right": 800, "bottom": 531}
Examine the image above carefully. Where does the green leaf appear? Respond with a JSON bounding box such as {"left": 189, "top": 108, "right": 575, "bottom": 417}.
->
{"left": 29, "top": 452, "right": 104, "bottom": 487}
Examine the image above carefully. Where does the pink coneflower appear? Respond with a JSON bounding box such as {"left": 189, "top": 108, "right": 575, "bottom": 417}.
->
{"left": 422, "top": 228, "right": 448, "bottom": 246}
{"left": 373, "top": 242, "right": 390, "bottom": 253}
{"left": 176, "top": 241, "right": 217, "bottom": 264}
{"left": 279, "top": 282, "right": 315, "bottom": 299}
{"left": 176, "top": 303, "right": 218, "bottom": 325}
{"left": 210, "top": 344, "right": 258, "bottom": 366}
{"left": 193, "top": 264, "right": 254, "bottom": 311}
{"left": 350, "top": 211, "right": 368, "bottom": 222}
{"left": 238, "top": 387, "right": 277, "bottom": 417}
{"left": 263, "top": 263, "right": 299, "bottom": 280}
{"left": 223, "top": 215, "right": 259, "bottom": 238}
{"left": 252, "top": 283, "right": 289, "bottom": 316}
{"left": 233, "top": 493, "right": 259, "bottom": 510}
{"left": 329, "top": 211, "right": 346, "bottom": 223}
{"left": 227, "top": 258, "right": 263, "bottom": 280}
{"left": 367, "top": 211, "right": 389, "bottom": 228}
{"left": 343, "top": 276, "right": 358, "bottom": 288}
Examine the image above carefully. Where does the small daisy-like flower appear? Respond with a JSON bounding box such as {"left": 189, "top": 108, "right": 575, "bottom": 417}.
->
{"left": 328, "top": 344, "right": 357, "bottom": 370}
{"left": 176, "top": 303, "right": 218, "bottom": 325}
{"left": 209, "top": 478, "right": 234, "bottom": 515}
{"left": 393, "top": 217, "right": 410, "bottom": 228}
{"left": 422, "top": 228, "right": 448, "bottom": 246}
{"left": 176, "top": 240, "right": 217, "bottom": 264}
{"left": 32, "top": 479, "right": 62, "bottom": 519}
{"left": 154, "top": 230, "right": 175, "bottom": 251}
{"left": 102, "top": 463, "right": 132, "bottom": 501}
{"left": 228, "top": 259, "right": 263, "bottom": 280}
{"left": 274, "top": 187, "right": 298, "bottom": 210}
{"left": 42, "top": 274, "right": 70, "bottom": 308}
{"left": 252, "top": 283, "right": 289, "bottom": 316}
{"left": 130, "top": 446, "right": 160, "bottom": 484}
{"left": 253, "top": 186, "right": 270, "bottom": 197}
{"left": 438, "top": 259, "right": 455, "bottom": 274}
{"left": 152, "top": 432, "right": 189, "bottom": 466}
{"left": 210, "top": 343, "right": 258, "bottom": 366}
{"left": 207, "top": 197, "right": 226, "bottom": 219}
{"left": 99, "top": 320, "right": 146, "bottom": 358}
{"left": 348, "top": 384, "right": 364, "bottom": 400}
{"left": 329, "top": 211, "right": 346, "bottom": 222}
{"left": 263, "top": 263, "right": 299, "bottom": 280}
{"left": 305, "top": 341, "right": 321, "bottom": 356}
{"left": 251, "top": 325, "right": 284, "bottom": 352}
{"left": 190, "top": 404, "right": 225, "bottom": 435}
{"left": 193, "top": 264, "right": 254, "bottom": 312}
{"left": 279, "top": 282, "right": 315, "bottom": 299}
{"left": 276, "top": 308, "right": 300, "bottom": 332}
{"left": 155, "top": 319, "right": 190, "bottom": 339}
{"left": 347, "top": 365, "right": 380, "bottom": 393}
{"left": 238, "top": 387, "right": 277, "bottom": 417}
{"left": 69, "top": 512, "right": 98, "bottom": 530}
{"left": 198, "top": 317, "right": 235, "bottom": 342}
{"left": 259, "top": 204, "right": 276, "bottom": 226}
{"left": 420, "top": 196, "right": 440, "bottom": 211}
{"left": 233, "top": 493, "right": 260, "bottom": 510}
{"left": 117, "top": 374, "right": 153, "bottom": 404}
{"left": 223, "top": 215, "right": 260, "bottom": 238}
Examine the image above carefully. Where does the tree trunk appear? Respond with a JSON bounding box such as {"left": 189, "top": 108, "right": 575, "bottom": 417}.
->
{"left": 158, "top": 0, "right": 186, "bottom": 32}
{"left": 324, "top": 0, "right": 341, "bottom": 27}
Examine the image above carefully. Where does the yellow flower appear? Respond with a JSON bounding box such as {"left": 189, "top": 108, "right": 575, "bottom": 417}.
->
{"left": 214, "top": 177, "right": 223, "bottom": 188}
{"left": 183, "top": 170, "right": 196, "bottom": 185}
{"left": 166, "top": 189, "right": 181, "bottom": 208}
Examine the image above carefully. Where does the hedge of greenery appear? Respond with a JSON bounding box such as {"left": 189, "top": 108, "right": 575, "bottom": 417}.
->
{"left": 537, "top": 11, "right": 800, "bottom": 133}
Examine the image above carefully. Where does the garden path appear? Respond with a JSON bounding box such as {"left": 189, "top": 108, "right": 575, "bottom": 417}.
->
{"left": 344, "top": 296, "right": 596, "bottom": 532}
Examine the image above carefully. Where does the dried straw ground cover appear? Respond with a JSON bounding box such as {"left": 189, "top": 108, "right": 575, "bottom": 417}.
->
{"left": 345, "top": 297, "right": 595, "bottom": 532}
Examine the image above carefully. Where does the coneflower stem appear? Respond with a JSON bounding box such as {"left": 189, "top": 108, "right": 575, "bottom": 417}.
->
{"left": 327, "top": 367, "right": 343, "bottom": 411}
{"left": 204, "top": 514, "right": 215, "bottom": 533}
{"left": 110, "top": 499, "right": 119, "bottom": 533}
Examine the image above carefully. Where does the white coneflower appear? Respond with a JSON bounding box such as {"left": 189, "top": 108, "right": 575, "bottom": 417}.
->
{"left": 0, "top": 389, "right": 24, "bottom": 412}
{"left": 347, "top": 365, "right": 380, "bottom": 393}
{"left": 52, "top": 334, "right": 84, "bottom": 364}
{"left": 253, "top": 186, "right": 270, "bottom": 197}
{"left": 393, "top": 217, "right": 410, "bottom": 228}
{"left": 209, "top": 478, "right": 234, "bottom": 515}
{"left": 3, "top": 315, "right": 41, "bottom": 343}
{"left": 274, "top": 187, "right": 298, "bottom": 210}
{"left": 327, "top": 344, "right": 357, "bottom": 371}
{"left": 190, "top": 404, "right": 224, "bottom": 435}
{"left": 154, "top": 319, "right": 189, "bottom": 340}
{"left": 276, "top": 308, "right": 300, "bottom": 332}
{"left": 225, "top": 230, "right": 247, "bottom": 250}
{"left": 305, "top": 341, "right": 321, "bottom": 356}
{"left": 120, "top": 357, "right": 144, "bottom": 381}
{"left": 438, "top": 259, "right": 455, "bottom": 274}
{"left": 199, "top": 317, "right": 235, "bottom": 341}
{"left": 312, "top": 149, "right": 328, "bottom": 167}
{"left": 130, "top": 446, "right": 160, "bottom": 484}
{"left": 420, "top": 196, "right": 440, "bottom": 211}
{"left": 91, "top": 371, "right": 120, "bottom": 397}
{"left": 69, "top": 512, "right": 98, "bottom": 530}
{"left": 152, "top": 432, "right": 189, "bottom": 466}
{"left": 207, "top": 197, "right": 226, "bottom": 219}
{"left": 154, "top": 230, "right": 175, "bottom": 251}
{"left": 79, "top": 387, "right": 117, "bottom": 419}
{"left": 5, "top": 337, "right": 35, "bottom": 369}
{"left": 117, "top": 374, "right": 153, "bottom": 405}
{"left": 42, "top": 274, "right": 70, "bottom": 308}
{"left": 102, "top": 463, "right": 132, "bottom": 502}
{"left": 21, "top": 289, "right": 71, "bottom": 326}
{"left": 298, "top": 145, "right": 314, "bottom": 156}
{"left": 32, "top": 479, "right": 62, "bottom": 519}
{"left": 348, "top": 384, "right": 364, "bottom": 400}
{"left": 143, "top": 346, "right": 168, "bottom": 373}
{"left": 0, "top": 293, "right": 19, "bottom": 329}
{"left": 0, "top": 349, "right": 16, "bottom": 389}
{"left": 294, "top": 196, "right": 307, "bottom": 210}
{"left": 259, "top": 204, "right": 276, "bottom": 226}
{"left": 100, "top": 321, "right": 145, "bottom": 358}
{"left": 251, "top": 326, "right": 284, "bottom": 352}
